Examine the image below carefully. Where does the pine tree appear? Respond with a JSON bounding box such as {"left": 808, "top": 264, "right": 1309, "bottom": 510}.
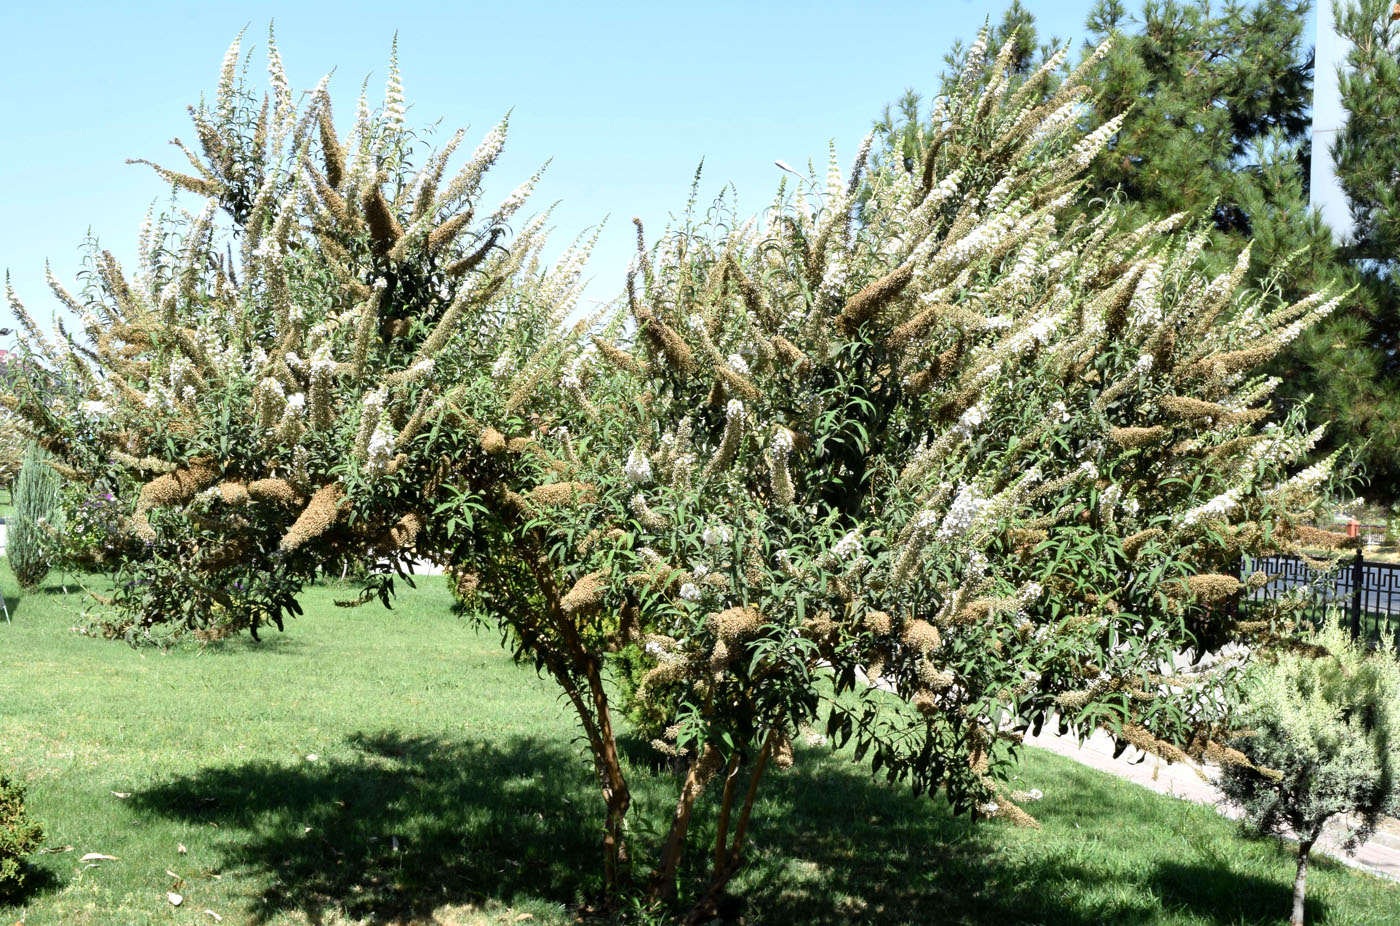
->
{"left": 9, "top": 443, "right": 61, "bottom": 591}
{"left": 1328, "top": 0, "right": 1400, "bottom": 493}
{"left": 1082, "top": 0, "right": 1315, "bottom": 241}
{"left": 1334, "top": 0, "right": 1400, "bottom": 267}
{"left": 879, "top": 0, "right": 1400, "bottom": 499}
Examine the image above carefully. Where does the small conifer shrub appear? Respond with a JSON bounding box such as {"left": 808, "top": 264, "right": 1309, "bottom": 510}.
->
{"left": 1220, "top": 619, "right": 1400, "bottom": 926}
{"left": 9, "top": 443, "right": 62, "bottom": 590}
{"left": 0, "top": 772, "right": 44, "bottom": 897}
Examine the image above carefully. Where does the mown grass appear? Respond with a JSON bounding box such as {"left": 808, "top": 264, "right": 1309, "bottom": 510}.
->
{"left": 1, "top": 563, "right": 1397, "bottom": 925}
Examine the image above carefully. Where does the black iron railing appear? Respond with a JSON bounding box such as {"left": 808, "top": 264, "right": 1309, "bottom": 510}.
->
{"left": 1239, "top": 552, "right": 1400, "bottom": 647}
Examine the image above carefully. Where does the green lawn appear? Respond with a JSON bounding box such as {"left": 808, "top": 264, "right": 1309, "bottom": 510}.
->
{"left": 1, "top": 565, "right": 1397, "bottom": 925}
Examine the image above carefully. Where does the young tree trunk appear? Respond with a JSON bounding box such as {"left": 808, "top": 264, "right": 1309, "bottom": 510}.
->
{"left": 521, "top": 627, "right": 630, "bottom": 894}
{"left": 683, "top": 730, "right": 777, "bottom": 924}
{"left": 649, "top": 746, "right": 724, "bottom": 903}
{"left": 581, "top": 654, "right": 631, "bottom": 891}
{"left": 1291, "top": 837, "right": 1314, "bottom": 926}
{"left": 520, "top": 546, "right": 633, "bottom": 897}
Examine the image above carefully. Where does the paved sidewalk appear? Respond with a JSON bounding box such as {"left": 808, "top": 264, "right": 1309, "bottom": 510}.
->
{"left": 1024, "top": 721, "right": 1400, "bottom": 882}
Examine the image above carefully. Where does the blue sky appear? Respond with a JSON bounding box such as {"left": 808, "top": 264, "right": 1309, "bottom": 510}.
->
{"left": 2, "top": 1, "right": 1107, "bottom": 327}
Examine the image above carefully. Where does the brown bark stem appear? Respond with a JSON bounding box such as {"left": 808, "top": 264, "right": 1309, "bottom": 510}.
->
{"left": 649, "top": 747, "right": 716, "bottom": 903}
{"left": 683, "top": 730, "right": 778, "bottom": 924}
{"left": 711, "top": 752, "right": 744, "bottom": 873}
{"left": 725, "top": 730, "right": 776, "bottom": 870}
{"left": 522, "top": 545, "right": 632, "bottom": 893}
{"left": 1292, "top": 837, "right": 1313, "bottom": 926}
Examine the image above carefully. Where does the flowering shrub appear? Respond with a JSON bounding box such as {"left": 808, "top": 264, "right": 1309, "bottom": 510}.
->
{"left": 4, "top": 30, "right": 588, "bottom": 639}
{"left": 60, "top": 488, "right": 126, "bottom": 569}
{"left": 3, "top": 26, "right": 1352, "bottom": 917}
{"left": 0, "top": 410, "right": 24, "bottom": 488}
{"left": 464, "top": 32, "right": 1346, "bottom": 909}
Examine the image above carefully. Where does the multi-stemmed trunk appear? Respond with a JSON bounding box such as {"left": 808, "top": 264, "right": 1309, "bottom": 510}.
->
{"left": 649, "top": 729, "right": 777, "bottom": 922}
{"left": 514, "top": 532, "right": 783, "bottom": 913}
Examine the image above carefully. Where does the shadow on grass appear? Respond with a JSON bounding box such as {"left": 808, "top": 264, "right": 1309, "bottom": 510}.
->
{"left": 131, "top": 729, "right": 1338, "bottom": 926}
{"left": 0, "top": 569, "right": 118, "bottom": 622}
{"left": 730, "top": 754, "right": 1342, "bottom": 926}
{"left": 135, "top": 731, "right": 604, "bottom": 924}
{"left": 1150, "top": 861, "right": 1321, "bottom": 926}
{"left": 0, "top": 863, "right": 63, "bottom": 907}
{"left": 0, "top": 579, "right": 79, "bottom": 621}
{"left": 0, "top": 585, "right": 21, "bottom": 620}
{"left": 727, "top": 757, "right": 1135, "bottom": 926}
{"left": 191, "top": 631, "right": 310, "bottom": 657}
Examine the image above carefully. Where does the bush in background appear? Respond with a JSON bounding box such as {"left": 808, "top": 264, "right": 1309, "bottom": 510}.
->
{"left": 9, "top": 443, "right": 62, "bottom": 590}
{"left": 2, "top": 30, "right": 585, "bottom": 641}
{"left": 0, "top": 772, "right": 44, "bottom": 898}
{"left": 1220, "top": 619, "right": 1400, "bottom": 925}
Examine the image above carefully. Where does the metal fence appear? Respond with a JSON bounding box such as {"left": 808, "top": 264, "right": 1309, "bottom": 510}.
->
{"left": 1239, "top": 552, "right": 1400, "bottom": 647}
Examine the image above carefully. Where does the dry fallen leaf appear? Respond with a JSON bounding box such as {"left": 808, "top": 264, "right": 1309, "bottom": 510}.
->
{"left": 516, "top": 916, "right": 534, "bottom": 923}
{"left": 110, "top": 791, "right": 132, "bottom": 799}
{"left": 165, "top": 869, "right": 180, "bottom": 880}
{"left": 79, "top": 853, "right": 118, "bottom": 862}
{"left": 167, "top": 892, "right": 183, "bottom": 906}
{"left": 202, "top": 911, "right": 223, "bottom": 922}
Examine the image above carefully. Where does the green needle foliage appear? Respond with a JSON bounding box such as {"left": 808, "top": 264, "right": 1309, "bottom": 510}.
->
{"left": 1334, "top": 0, "right": 1400, "bottom": 268}
{"left": 0, "top": 772, "right": 43, "bottom": 898}
{"left": 8, "top": 443, "right": 62, "bottom": 591}
{"left": 1083, "top": 0, "right": 1314, "bottom": 236}
{"left": 1219, "top": 618, "right": 1400, "bottom": 926}
{"left": 877, "top": 0, "right": 1400, "bottom": 499}
{"left": 1328, "top": 0, "right": 1400, "bottom": 488}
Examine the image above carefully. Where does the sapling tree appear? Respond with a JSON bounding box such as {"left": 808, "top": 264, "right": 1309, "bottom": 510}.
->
{"left": 1219, "top": 619, "right": 1400, "bottom": 926}
{"left": 456, "top": 32, "right": 1344, "bottom": 914}
{"left": 3, "top": 30, "right": 591, "bottom": 641}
